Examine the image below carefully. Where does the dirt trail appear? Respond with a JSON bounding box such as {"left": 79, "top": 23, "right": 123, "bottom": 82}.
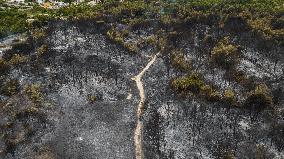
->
{"left": 131, "top": 52, "right": 160, "bottom": 159}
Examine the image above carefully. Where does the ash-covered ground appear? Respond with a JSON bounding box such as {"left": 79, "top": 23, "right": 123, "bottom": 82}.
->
{"left": 1, "top": 21, "right": 284, "bottom": 159}
{"left": 1, "top": 21, "right": 146, "bottom": 159}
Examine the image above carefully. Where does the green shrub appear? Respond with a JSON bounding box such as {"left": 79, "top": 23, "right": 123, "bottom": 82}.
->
{"left": 87, "top": 95, "right": 97, "bottom": 104}
{"left": 124, "top": 42, "right": 139, "bottom": 54}
{"left": 1, "top": 79, "right": 20, "bottom": 96}
{"left": 32, "top": 28, "right": 47, "bottom": 42}
{"left": 0, "top": 8, "right": 27, "bottom": 38}
{"left": 107, "top": 28, "right": 115, "bottom": 39}
{"left": 36, "top": 44, "right": 49, "bottom": 58}
{"left": 200, "top": 85, "right": 222, "bottom": 102}
{"left": 158, "top": 37, "right": 168, "bottom": 52}
{"left": 24, "top": 84, "right": 43, "bottom": 104}
{"left": 211, "top": 37, "right": 240, "bottom": 70}
{"left": 8, "top": 54, "right": 28, "bottom": 66}
{"left": 223, "top": 88, "right": 237, "bottom": 106}
{"left": 170, "top": 49, "right": 191, "bottom": 72}
{"left": 160, "top": 15, "right": 175, "bottom": 25}
{"left": 128, "top": 18, "right": 150, "bottom": 29}
{"left": 171, "top": 73, "right": 205, "bottom": 94}
{"left": 248, "top": 17, "right": 284, "bottom": 43}
{"left": 232, "top": 70, "right": 255, "bottom": 90}
{"left": 114, "top": 36, "right": 124, "bottom": 44}
{"left": 146, "top": 35, "right": 157, "bottom": 45}
{"left": 106, "top": 27, "right": 126, "bottom": 45}
{"left": 244, "top": 84, "right": 273, "bottom": 110}
{"left": 222, "top": 150, "right": 235, "bottom": 159}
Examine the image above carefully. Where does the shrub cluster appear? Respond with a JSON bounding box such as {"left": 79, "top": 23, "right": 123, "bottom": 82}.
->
{"left": 171, "top": 73, "right": 205, "bottom": 94}
{"left": 107, "top": 1, "right": 148, "bottom": 19}
{"left": 171, "top": 73, "right": 221, "bottom": 101}
{"left": 24, "top": 84, "right": 43, "bottom": 104}
{"left": 170, "top": 49, "right": 191, "bottom": 72}
{"left": 200, "top": 85, "right": 222, "bottom": 102}
{"left": 0, "top": 7, "right": 27, "bottom": 38}
{"left": 211, "top": 37, "right": 240, "bottom": 70}
{"left": 244, "top": 84, "right": 273, "bottom": 110}
{"left": 32, "top": 28, "right": 47, "bottom": 44}
{"left": 1, "top": 79, "right": 20, "bottom": 96}
{"left": 0, "top": 59, "right": 10, "bottom": 75}
{"left": 87, "top": 95, "right": 97, "bottom": 104}
{"left": 36, "top": 44, "right": 49, "bottom": 58}
{"left": 107, "top": 27, "right": 125, "bottom": 44}
{"left": 106, "top": 26, "right": 141, "bottom": 54}
{"left": 222, "top": 88, "right": 237, "bottom": 106}
{"left": 123, "top": 42, "right": 139, "bottom": 54}
{"left": 248, "top": 16, "right": 284, "bottom": 46}
{"left": 8, "top": 54, "right": 29, "bottom": 66}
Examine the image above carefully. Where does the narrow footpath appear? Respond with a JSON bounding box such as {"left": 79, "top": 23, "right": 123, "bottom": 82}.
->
{"left": 132, "top": 52, "right": 160, "bottom": 159}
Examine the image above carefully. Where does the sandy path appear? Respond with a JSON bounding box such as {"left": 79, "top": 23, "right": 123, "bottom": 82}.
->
{"left": 131, "top": 52, "right": 160, "bottom": 159}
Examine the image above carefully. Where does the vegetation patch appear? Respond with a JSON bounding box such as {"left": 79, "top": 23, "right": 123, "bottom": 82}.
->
{"left": 1, "top": 79, "right": 20, "bottom": 96}
{"left": 170, "top": 49, "right": 191, "bottom": 72}
{"left": 171, "top": 73, "right": 205, "bottom": 94}
{"left": 87, "top": 95, "right": 97, "bottom": 104}
{"left": 32, "top": 28, "right": 47, "bottom": 45}
{"left": 222, "top": 88, "right": 237, "bottom": 106}
{"left": 36, "top": 44, "right": 49, "bottom": 58}
{"left": 24, "top": 84, "right": 43, "bottom": 104}
{"left": 8, "top": 54, "right": 29, "bottom": 66}
{"left": 248, "top": 16, "right": 284, "bottom": 46}
{"left": 244, "top": 84, "right": 273, "bottom": 110}
{"left": 107, "top": 27, "right": 125, "bottom": 45}
{"left": 123, "top": 42, "right": 139, "bottom": 54}
{"left": 200, "top": 85, "right": 222, "bottom": 102}
{"left": 0, "top": 7, "right": 27, "bottom": 38}
{"left": 145, "top": 35, "right": 157, "bottom": 46}
{"left": 0, "top": 59, "right": 10, "bottom": 75}
{"left": 211, "top": 37, "right": 240, "bottom": 70}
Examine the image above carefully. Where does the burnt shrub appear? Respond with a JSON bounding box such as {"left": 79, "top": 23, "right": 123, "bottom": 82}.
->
{"left": 272, "top": 87, "right": 283, "bottom": 104}
{"left": 269, "top": 122, "right": 284, "bottom": 151}
{"left": 224, "top": 16, "right": 250, "bottom": 32}
{"left": 0, "top": 59, "right": 10, "bottom": 75}
{"left": 255, "top": 144, "right": 274, "bottom": 159}
{"left": 10, "top": 38, "right": 33, "bottom": 55}
{"left": 271, "top": 17, "right": 284, "bottom": 30}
